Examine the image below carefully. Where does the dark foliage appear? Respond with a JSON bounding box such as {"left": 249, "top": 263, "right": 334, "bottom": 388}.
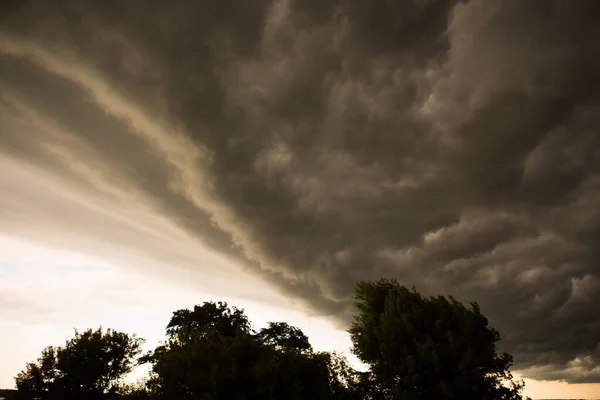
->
{"left": 349, "top": 278, "right": 530, "bottom": 400}
{"left": 12, "top": 282, "right": 530, "bottom": 400}
{"left": 14, "top": 328, "right": 143, "bottom": 400}
{"left": 0, "top": 389, "right": 18, "bottom": 399}
{"left": 141, "top": 301, "right": 342, "bottom": 400}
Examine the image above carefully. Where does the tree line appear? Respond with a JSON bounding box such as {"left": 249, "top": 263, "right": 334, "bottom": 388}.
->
{"left": 9, "top": 279, "right": 531, "bottom": 400}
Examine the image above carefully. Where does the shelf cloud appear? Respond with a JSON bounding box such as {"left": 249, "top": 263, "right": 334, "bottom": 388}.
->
{"left": 2, "top": 0, "right": 600, "bottom": 383}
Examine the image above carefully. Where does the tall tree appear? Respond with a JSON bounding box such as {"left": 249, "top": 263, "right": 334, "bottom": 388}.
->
{"left": 15, "top": 328, "right": 143, "bottom": 400}
{"left": 348, "top": 279, "right": 530, "bottom": 400}
{"left": 142, "top": 301, "right": 347, "bottom": 400}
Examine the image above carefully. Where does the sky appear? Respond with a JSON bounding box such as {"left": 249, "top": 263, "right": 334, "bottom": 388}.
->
{"left": 0, "top": 0, "right": 599, "bottom": 398}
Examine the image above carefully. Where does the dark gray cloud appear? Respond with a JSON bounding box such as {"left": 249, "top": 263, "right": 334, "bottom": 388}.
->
{"left": 2, "top": 0, "right": 600, "bottom": 383}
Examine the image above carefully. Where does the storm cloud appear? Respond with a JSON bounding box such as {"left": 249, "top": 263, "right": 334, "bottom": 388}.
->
{"left": 2, "top": 0, "right": 600, "bottom": 383}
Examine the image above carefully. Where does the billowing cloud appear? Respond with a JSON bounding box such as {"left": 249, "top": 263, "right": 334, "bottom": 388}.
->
{"left": 1, "top": 0, "right": 600, "bottom": 382}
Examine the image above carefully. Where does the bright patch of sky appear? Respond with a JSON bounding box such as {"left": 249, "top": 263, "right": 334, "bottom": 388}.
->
{"left": 0, "top": 236, "right": 358, "bottom": 388}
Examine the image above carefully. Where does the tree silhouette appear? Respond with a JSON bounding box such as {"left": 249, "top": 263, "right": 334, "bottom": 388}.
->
{"left": 14, "top": 328, "right": 143, "bottom": 400}
{"left": 11, "top": 284, "right": 532, "bottom": 400}
{"left": 141, "top": 301, "right": 347, "bottom": 399}
{"left": 257, "top": 321, "right": 311, "bottom": 351}
{"left": 348, "top": 278, "right": 530, "bottom": 400}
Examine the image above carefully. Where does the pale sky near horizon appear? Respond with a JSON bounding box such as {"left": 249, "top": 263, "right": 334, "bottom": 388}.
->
{"left": 2, "top": 1, "right": 600, "bottom": 399}
{"left": 0, "top": 236, "right": 358, "bottom": 388}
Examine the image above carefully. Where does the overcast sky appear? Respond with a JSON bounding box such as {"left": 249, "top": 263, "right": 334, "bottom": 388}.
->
{"left": 1, "top": 1, "right": 600, "bottom": 398}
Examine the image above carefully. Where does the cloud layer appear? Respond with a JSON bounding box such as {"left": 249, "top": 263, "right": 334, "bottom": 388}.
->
{"left": 2, "top": 0, "right": 600, "bottom": 382}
